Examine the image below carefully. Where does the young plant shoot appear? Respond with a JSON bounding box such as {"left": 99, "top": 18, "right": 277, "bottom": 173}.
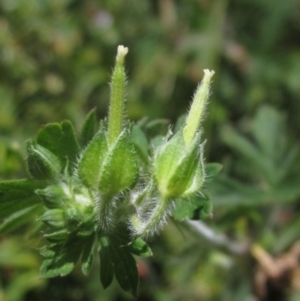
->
{"left": 0, "top": 45, "right": 219, "bottom": 296}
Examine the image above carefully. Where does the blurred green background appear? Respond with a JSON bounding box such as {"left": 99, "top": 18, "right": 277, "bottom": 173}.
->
{"left": 1, "top": 0, "right": 300, "bottom": 300}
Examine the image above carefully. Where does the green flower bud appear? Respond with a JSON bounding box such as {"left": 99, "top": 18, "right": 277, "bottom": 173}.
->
{"left": 65, "top": 207, "right": 84, "bottom": 231}
{"left": 26, "top": 140, "right": 61, "bottom": 180}
{"left": 37, "top": 182, "right": 93, "bottom": 209}
{"left": 64, "top": 205, "right": 94, "bottom": 236}
{"left": 153, "top": 130, "right": 205, "bottom": 199}
{"left": 36, "top": 185, "right": 67, "bottom": 209}
{"left": 77, "top": 45, "right": 138, "bottom": 199}
{"left": 78, "top": 127, "right": 138, "bottom": 196}
{"left": 153, "top": 69, "right": 214, "bottom": 199}
{"left": 44, "top": 229, "right": 70, "bottom": 242}
{"left": 37, "top": 179, "right": 95, "bottom": 234}
{"left": 40, "top": 209, "right": 65, "bottom": 228}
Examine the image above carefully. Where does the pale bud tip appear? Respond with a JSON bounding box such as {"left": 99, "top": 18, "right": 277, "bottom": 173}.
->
{"left": 117, "top": 45, "right": 129, "bottom": 62}
{"left": 203, "top": 69, "right": 215, "bottom": 77}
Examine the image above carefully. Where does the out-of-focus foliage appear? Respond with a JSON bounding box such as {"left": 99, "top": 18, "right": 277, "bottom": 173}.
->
{"left": 0, "top": 236, "right": 45, "bottom": 301}
{"left": 1, "top": 0, "right": 300, "bottom": 300}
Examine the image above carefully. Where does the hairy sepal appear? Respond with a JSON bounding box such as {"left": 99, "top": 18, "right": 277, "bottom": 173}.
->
{"left": 78, "top": 124, "right": 108, "bottom": 188}
{"left": 98, "top": 128, "right": 138, "bottom": 196}
{"left": 153, "top": 130, "right": 204, "bottom": 198}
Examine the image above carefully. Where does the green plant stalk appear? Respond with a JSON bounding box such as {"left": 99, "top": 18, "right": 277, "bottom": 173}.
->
{"left": 183, "top": 69, "right": 215, "bottom": 146}
{"left": 133, "top": 181, "right": 154, "bottom": 207}
{"left": 107, "top": 45, "right": 128, "bottom": 145}
{"left": 132, "top": 196, "right": 170, "bottom": 237}
{"left": 97, "top": 194, "right": 115, "bottom": 232}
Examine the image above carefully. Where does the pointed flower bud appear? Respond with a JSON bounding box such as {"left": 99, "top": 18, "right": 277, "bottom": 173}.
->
{"left": 40, "top": 209, "right": 65, "bottom": 228}
{"left": 78, "top": 46, "right": 138, "bottom": 197}
{"left": 153, "top": 70, "right": 214, "bottom": 199}
{"left": 36, "top": 185, "right": 67, "bottom": 209}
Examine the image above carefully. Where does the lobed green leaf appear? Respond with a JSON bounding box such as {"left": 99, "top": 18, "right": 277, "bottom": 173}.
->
{"left": 112, "top": 242, "right": 138, "bottom": 297}
{"left": 99, "top": 230, "right": 140, "bottom": 296}
{"left": 0, "top": 179, "right": 46, "bottom": 219}
{"left": 129, "top": 237, "right": 152, "bottom": 257}
{"left": 37, "top": 121, "right": 80, "bottom": 171}
{"left": 40, "top": 236, "right": 84, "bottom": 278}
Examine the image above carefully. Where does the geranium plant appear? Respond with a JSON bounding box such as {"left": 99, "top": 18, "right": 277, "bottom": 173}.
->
{"left": 0, "top": 45, "right": 220, "bottom": 296}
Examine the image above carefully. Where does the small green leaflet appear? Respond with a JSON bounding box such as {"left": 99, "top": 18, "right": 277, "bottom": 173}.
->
{"left": 99, "top": 234, "right": 138, "bottom": 296}
{"left": 205, "top": 163, "right": 222, "bottom": 179}
{"left": 99, "top": 228, "right": 152, "bottom": 296}
{"left": 128, "top": 237, "right": 152, "bottom": 257}
{"left": 172, "top": 193, "right": 212, "bottom": 220}
{"left": 40, "top": 234, "right": 95, "bottom": 278}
